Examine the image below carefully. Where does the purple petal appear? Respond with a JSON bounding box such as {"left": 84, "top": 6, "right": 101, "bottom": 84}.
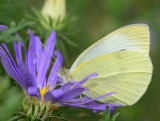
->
{"left": 13, "top": 42, "right": 21, "bottom": 65}
{"left": 61, "top": 103, "right": 106, "bottom": 111}
{"left": 0, "top": 45, "right": 23, "bottom": 88}
{"left": 16, "top": 33, "right": 20, "bottom": 38}
{"left": 44, "top": 89, "right": 63, "bottom": 102}
{"left": 110, "top": 106, "right": 115, "bottom": 115}
{"left": 48, "top": 50, "right": 63, "bottom": 87}
{"left": 61, "top": 82, "right": 75, "bottom": 93}
{"left": 13, "top": 41, "right": 28, "bottom": 65}
{"left": 84, "top": 105, "right": 107, "bottom": 112}
{"left": 18, "top": 63, "right": 36, "bottom": 90}
{"left": 36, "top": 31, "right": 56, "bottom": 88}
{"left": 47, "top": 71, "right": 58, "bottom": 88}
{"left": 69, "top": 96, "right": 93, "bottom": 103}
{"left": 88, "top": 105, "right": 117, "bottom": 114}
{"left": 28, "top": 29, "right": 36, "bottom": 78}
{"left": 45, "top": 87, "right": 87, "bottom": 103}
{"left": 18, "top": 41, "right": 28, "bottom": 64}
{"left": 43, "top": 91, "right": 53, "bottom": 102}
{"left": 1, "top": 43, "right": 20, "bottom": 74}
{"left": 79, "top": 73, "right": 98, "bottom": 86}
{"left": 57, "top": 87, "right": 88, "bottom": 103}
{"left": 35, "top": 36, "right": 43, "bottom": 72}
{"left": 71, "top": 92, "right": 116, "bottom": 105}
{"left": 0, "top": 25, "right": 6, "bottom": 31}
{"left": 63, "top": 103, "right": 121, "bottom": 113}
{"left": 57, "top": 77, "right": 63, "bottom": 84}
{"left": 27, "top": 86, "right": 40, "bottom": 97}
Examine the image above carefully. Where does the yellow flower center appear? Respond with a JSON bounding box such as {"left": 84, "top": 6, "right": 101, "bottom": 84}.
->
{"left": 40, "top": 83, "right": 52, "bottom": 102}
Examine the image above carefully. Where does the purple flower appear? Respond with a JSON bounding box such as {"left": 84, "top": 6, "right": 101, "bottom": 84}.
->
{"left": 0, "top": 25, "right": 6, "bottom": 31}
{"left": 44, "top": 73, "right": 121, "bottom": 113}
{"left": 0, "top": 29, "right": 60, "bottom": 97}
{"left": 0, "top": 27, "right": 120, "bottom": 114}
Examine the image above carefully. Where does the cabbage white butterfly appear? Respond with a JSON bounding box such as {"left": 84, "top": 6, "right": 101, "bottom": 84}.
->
{"left": 63, "top": 24, "right": 153, "bottom": 106}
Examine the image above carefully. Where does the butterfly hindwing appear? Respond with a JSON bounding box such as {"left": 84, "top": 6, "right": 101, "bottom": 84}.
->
{"left": 72, "top": 51, "right": 152, "bottom": 105}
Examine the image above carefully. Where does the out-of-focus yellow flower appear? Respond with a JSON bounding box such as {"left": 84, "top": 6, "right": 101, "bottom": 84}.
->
{"left": 41, "top": 0, "right": 66, "bottom": 22}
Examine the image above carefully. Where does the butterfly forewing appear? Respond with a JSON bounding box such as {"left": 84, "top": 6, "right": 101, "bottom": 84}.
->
{"left": 69, "top": 24, "right": 150, "bottom": 74}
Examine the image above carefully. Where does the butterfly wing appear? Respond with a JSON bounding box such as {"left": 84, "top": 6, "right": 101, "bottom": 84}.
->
{"left": 72, "top": 51, "right": 152, "bottom": 105}
{"left": 69, "top": 24, "right": 150, "bottom": 74}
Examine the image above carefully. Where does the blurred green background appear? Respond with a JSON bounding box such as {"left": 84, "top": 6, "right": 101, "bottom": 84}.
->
{"left": 0, "top": 0, "right": 160, "bottom": 121}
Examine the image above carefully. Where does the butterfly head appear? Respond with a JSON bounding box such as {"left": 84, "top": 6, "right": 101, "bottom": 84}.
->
{"left": 57, "top": 68, "right": 73, "bottom": 83}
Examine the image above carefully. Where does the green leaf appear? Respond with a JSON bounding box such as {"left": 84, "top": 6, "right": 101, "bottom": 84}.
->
{"left": 15, "top": 19, "right": 34, "bottom": 31}
{"left": 17, "top": 112, "right": 27, "bottom": 117}
{"left": 104, "top": 107, "right": 110, "bottom": 120}
{"left": 8, "top": 115, "right": 21, "bottom": 121}
{"left": 57, "top": 32, "right": 77, "bottom": 47}
{"left": 31, "top": 103, "right": 35, "bottom": 116}
{"left": 99, "top": 107, "right": 120, "bottom": 121}
{"left": 41, "top": 105, "right": 46, "bottom": 116}
{"left": 0, "top": 20, "right": 34, "bottom": 43}
{"left": 111, "top": 112, "right": 120, "bottom": 121}
{"left": 38, "top": 104, "right": 41, "bottom": 113}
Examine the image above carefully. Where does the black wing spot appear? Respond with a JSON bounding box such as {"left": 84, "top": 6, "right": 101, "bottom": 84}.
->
{"left": 120, "top": 49, "right": 126, "bottom": 51}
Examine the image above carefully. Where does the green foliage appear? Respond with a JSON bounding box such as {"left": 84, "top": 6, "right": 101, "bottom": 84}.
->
{"left": 99, "top": 107, "right": 120, "bottom": 121}
{"left": 0, "top": 0, "right": 27, "bottom": 24}
{"left": 0, "top": 76, "right": 22, "bottom": 121}
{"left": 0, "top": 20, "right": 34, "bottom": 42}
{"left": 12, "top": 96, "right": 70, "bottom": 121}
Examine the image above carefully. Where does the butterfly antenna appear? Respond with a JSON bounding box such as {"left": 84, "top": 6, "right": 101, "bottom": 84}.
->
{"left": 40, "top": 41, "right": 63, "bottom": 71}
{"left": 33, "top": 54, "right": 55, "bottom": 64}
{"left": 33, "top": 54, "right": 64, "bottom": 79}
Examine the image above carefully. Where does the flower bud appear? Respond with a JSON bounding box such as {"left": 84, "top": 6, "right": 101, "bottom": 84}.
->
{"left": 41, "top": 0, "right": 66, "bottom": 22}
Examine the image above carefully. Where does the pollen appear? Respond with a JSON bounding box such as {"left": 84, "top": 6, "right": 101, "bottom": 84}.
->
{"left": 40, "top": 83, "right": 52, "bottom": 102}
